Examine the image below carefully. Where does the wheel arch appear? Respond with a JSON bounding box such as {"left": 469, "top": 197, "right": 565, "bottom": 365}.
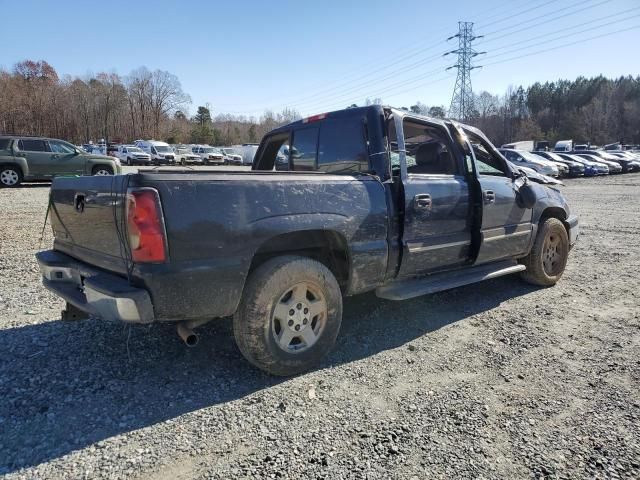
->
{"left": 539, "top": 206, "right": 570, "bottom": 237}
{"left": 248, "top": 229, "right": 351, "bottom": 293}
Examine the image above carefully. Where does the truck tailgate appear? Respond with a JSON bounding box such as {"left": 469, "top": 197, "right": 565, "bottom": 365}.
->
{"left": 49, "top": 175, "right": 131, "bottom": 274}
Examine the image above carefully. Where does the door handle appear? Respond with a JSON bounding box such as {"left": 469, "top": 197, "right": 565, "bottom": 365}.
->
{"left": 414, "top": 193, "right": 432, "bottom": 209}
{"left": 483, "top": 190, "right": 496, "bottom": 204}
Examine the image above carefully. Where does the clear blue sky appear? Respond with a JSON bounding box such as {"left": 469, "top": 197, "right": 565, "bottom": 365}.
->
{"left": 1, "top": 0, "right": 639, "bottom": 118}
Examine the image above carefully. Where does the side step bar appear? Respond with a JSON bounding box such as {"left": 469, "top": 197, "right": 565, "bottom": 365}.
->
{"left": 375, "top": 260, "right": 526, "bottom": 301}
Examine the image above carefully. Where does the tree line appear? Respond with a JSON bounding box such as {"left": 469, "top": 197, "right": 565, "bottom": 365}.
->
{"left": 1, "top": 60, "right": 638, "bottom": 147}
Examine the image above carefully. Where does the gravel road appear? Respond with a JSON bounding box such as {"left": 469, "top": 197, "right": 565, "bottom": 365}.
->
{"left": 1, "top": 174, "right": 639, "bottom": 479}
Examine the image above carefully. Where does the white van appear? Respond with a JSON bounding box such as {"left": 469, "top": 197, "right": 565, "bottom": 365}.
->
{"left": 232, "top": 143, "right": 259, "bottom": 166}
{"left": 134, "top": 140, "right": 176, "bottom": 164}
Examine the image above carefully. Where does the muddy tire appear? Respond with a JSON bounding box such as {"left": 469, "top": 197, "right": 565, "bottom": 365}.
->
{"left": 233, "top": 256, "right": 342, "bottom": 376}
{"left": 520, "top": 217, "right": 569, "bottom": 287}
{"left": 0, "top": 165, "right": 23, "bottom": 187}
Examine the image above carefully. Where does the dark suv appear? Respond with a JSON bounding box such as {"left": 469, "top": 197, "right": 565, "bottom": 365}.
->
{"left": 0, "top": 136, "right": 121, "bottom": 187}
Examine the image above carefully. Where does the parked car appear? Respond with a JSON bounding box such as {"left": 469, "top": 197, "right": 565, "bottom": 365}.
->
{"left": 573, "top": 153, "right": 624, "bottom": 173}
{"left": 191, "top": 145, "right": 225, "bottom": 164}
{"left": 588, "top": 150, "right": 637, "bottom": 173}
{"left": 607, "top": 151, "right": 640, "bottom": 172}
{"left": 555, "top": 153, "right": 609, "bottom": 175}
{"left": 220, "top": 147, "right": 244, "bottom": 165}
{"left": 530, "top": 151, "right": 585, "bottom": 177}
{"left": 106, "top": 143, "right": 120, "bottom": 158}
{"left": 498, "top": 148, "right": 560, "bottom": 177}
{"left": 116, "top": 145, "right": 152, "bottom": 165}
{"left": 0, "top": 136, "right": 121, "bottom": 187}
{"left": 36, "top": 106, "right": 578, "bottom": 375}
{"left": 174, "top": 147, "right": 202, "bottom": 165}
{"left": 135, "top": 140, "right": 176, "bottom": 164}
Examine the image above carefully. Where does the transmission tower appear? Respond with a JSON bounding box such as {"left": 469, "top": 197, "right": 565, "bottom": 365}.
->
{"left": 444, "top": 22, "right": 485, "bottom": 120}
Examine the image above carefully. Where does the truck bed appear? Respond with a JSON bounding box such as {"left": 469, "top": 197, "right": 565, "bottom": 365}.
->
{"left": 48, "top": 171, "right": 390, "bottom": 321}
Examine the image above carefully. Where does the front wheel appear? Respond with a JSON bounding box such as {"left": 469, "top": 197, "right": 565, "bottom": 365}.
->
{"left": 233, "top": 256, "right": 342, "bottom": 376}
{"left": 520, "top": 217, "right": 569, "bottom": 286}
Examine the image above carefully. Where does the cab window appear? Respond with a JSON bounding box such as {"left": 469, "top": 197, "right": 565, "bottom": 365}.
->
{"left": 317, "top": 117, "right": 368, "bottom": 173}
{"left": 464, "top": 130, "right": 508, "bottom": 176}
{"left": 389, "top": 118, "right": 457, "bottom": 175}
{"left": 290, "top": 127, "right": 318, "bottom": 171}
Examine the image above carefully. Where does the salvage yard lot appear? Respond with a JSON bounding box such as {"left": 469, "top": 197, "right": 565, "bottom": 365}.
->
{"left": 1, "top": 174, "right": 639, "bottom": 479}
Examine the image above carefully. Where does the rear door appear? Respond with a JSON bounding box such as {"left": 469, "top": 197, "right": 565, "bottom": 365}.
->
{"left": 17, "top": 139, "right": 52, "bottom": 178}
{"left": 463, "top": 129, "right": 533, "bottom": 264}
{"left": 393, "top": 116, "right": 472, "bottom": 277}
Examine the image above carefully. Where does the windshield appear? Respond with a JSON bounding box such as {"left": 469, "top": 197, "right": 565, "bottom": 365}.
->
{"left": 222, "top": 148, "right": 235, "bottom": 154}
{"left": 128, "top": 147, "right": 143, "bottom": 153}
{"left": 155, "top": 145, "right": 170, "bottom": 152}
{"left": 519, "top": 151, "right": 545, "bottom": 162}
{"left": 542, "top": 152, "right": 564, "bottom": 162}
{"left": 202, "top": 147, "right": 215, "bottom": 153}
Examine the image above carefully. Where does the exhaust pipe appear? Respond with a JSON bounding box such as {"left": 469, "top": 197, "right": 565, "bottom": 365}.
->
{"left": 177, "top": 323, "right": 199, "bottom": 347}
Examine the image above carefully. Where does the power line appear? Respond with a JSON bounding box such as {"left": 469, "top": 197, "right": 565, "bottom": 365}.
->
{"left": 211, "top": 0, "right": 554, "bottom": 112}
{"left": 486, "top": 5, "right": 640, "bottom": 54}
{"left": 477, "top": 0, "right": 611, "bottom": 46}
{"left": 480, "top": 23, "right": 640, "bottom": 68}
{"left": 479, "top": 0, "right": 609, "bottom": 38}
{"left": 480, "top": 14, "right": 640, "bottom": 64}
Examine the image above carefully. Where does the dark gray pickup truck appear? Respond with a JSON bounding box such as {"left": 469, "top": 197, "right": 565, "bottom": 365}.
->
{"left": 36, "top": 106, "right": 578, "bottom": 375}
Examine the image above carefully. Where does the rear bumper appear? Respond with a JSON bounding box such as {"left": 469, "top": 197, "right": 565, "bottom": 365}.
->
{"left": 36, "top": 250, "right": 154, "bottom": 324}
{"left": 566, "top": 215, "right": 579, "bottom": 246}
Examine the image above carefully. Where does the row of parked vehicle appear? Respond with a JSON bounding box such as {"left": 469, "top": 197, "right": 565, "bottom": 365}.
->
{"left": 499, "top": 140, "right": 640, "bottom": 178}
{"left": 83, "top": 141, "right": 258, "bottom": 167}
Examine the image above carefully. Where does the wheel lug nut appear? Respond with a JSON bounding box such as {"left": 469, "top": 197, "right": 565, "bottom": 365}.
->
{"left": 303, "top": 318, "right": 308, "bottom": 325}
{"left": 297, "top": 303, "right": 302, "bottom": 310}
{"left": 288, "top": 320, "right": 294, "bottom": 327}
{"left": 289, "top": 309, "right": 295, "bottom": 316}
{"left": 295, "top": 325, "right": 300, "bottom": 331}
{"left": 303, "top": 308, "right": 309, "bottom": 314}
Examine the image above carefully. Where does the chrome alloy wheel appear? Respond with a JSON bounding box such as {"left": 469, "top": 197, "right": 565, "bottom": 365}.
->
{"left": 271, "top": 282, "right": 327, "bottom": 353}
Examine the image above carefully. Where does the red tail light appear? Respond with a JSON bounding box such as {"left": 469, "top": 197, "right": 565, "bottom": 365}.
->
{"left": 302, "top": 113, "right": 327, "bottom": 123}
{"left": 126, "top": 189, "right": 167, "bottom": 263}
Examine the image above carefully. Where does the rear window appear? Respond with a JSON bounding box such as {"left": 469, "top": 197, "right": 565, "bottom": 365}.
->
{"left": 0, "top": 139, "right": 10, "bottom": 150}
{"left": 18, "top": 139, "right": 48, "bottom": 152}
{"left": 290, "top": 127, "right": 318, "bottom": 171}
{"left": 318, "top": 117, "right": 368, "bottom": 173}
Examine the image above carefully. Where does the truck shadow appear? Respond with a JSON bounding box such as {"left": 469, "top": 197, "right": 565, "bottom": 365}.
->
{"left": 0, "top": 276, "right": 537, "bottom": 474}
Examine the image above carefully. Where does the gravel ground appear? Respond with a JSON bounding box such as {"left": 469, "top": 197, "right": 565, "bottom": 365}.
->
{"left": 1, "top": 174, "right": 639, "bottom": 479}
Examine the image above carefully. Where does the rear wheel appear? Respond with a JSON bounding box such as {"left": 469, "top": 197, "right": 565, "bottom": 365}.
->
{"left": 234, "top": 256, "right": 342, "bottom": 376}
{"left": 92, "top": 166, "right": 113, "bottom": 176}
{"left": 520, "top": 217, "right": 569, "bottom": 286}
{"left": 0, "top": 166, "right": 23, "bottom": 187}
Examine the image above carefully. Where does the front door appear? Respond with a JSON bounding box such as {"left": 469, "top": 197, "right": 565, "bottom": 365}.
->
{"left": 47, "top": 140, "right": 85, "bottom": 176}
{"left": 463, "top": 129, "right": 533, "bottom": 264}
{"left": 394, "top": 116, "right": 472, "bottom": 277}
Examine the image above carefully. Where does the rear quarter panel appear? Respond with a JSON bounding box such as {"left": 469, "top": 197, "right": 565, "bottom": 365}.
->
{"left": 143, "top": 172, "right": 389, "bottom": 320}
